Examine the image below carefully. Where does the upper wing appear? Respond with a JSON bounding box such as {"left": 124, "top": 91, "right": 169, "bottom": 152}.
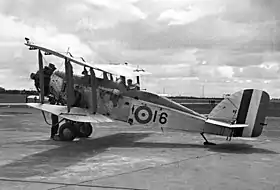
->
{"left": 27, "top": 103, "right": 114, "bottom": 123}
{"left": 24, "top": 39, "right": 151, "bottom": 77}
{"left": 94, "top": 64, "right": 152, "bottom": 78}
{"left": 24, "top": 41, "right": 105, "bottom": 72}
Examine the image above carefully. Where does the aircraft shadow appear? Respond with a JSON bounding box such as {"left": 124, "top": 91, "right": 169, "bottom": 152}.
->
{"left": 0, "top": 133, "right": 277, "bottom": 178}
{"left": 0, "top": 132, "right": 151, "bottom": 178}
{"left": 123, "top": 142, "right": 279, "bottom": 155}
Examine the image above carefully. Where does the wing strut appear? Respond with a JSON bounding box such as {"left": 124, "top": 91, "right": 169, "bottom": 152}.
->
{"left": 136, "top": 76, "right": 140, "bottom": 90}
{"left": 103, "top": 71, "right": 108, "bottom": 80}
{"left": 109, "top": 74, "right": 113, "bottom": 81}
{"left": 64, "top": 58, "right": 75, "bottom": 112}
{"left": 90, "top": 68, "right": 97, "bottom": 114}
{"left": 38, "top": 50, "right": 45, "bottom": 103}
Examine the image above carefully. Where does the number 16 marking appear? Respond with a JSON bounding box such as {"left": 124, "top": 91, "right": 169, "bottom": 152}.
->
{"left": 153, "top": 110, "right": 168, "bottom": 125}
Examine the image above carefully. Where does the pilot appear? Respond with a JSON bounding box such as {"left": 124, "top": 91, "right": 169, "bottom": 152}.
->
{"left": 30, "top": 63, "right": 57, "bottom": 95}
{"left": 127, "top": 79, "right": 139, "bottom": 91}
{"left": 43, "top": 63, "right": 56, "bottom": 77}
{"left": 43, "top": 63, "right": 57, "bottom": 95}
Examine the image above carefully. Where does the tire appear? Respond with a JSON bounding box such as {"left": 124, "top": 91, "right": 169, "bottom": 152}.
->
{"left": 58, "top": 122, "right": 77, "bottom": 141}
{"left": 77, "top": 123, "right": 93, "bottom": 138}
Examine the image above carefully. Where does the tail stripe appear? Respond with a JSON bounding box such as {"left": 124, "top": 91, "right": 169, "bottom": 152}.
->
{"left": 242, "top": 89, "right": 262, "bottom": 136}
{"left": 234, "top": 89, "right": 253, "bottom": 136}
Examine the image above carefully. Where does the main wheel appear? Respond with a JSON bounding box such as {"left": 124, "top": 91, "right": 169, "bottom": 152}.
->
{"left": 58, "top": 122, "right": 77, "bottom": 141}
{"left": 77, "top": 123, "right": 93, "bottom": 138}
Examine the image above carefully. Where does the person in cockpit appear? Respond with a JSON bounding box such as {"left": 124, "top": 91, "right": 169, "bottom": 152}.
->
{"left": 127, "top": 79, "right": 139, "bottom": 91}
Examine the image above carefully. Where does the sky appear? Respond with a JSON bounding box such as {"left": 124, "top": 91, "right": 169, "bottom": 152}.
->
{"left": 0, "top": 0, "right": 280, "bottom": 98}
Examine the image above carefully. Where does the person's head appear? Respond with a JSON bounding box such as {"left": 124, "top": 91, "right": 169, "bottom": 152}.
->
{"left": 127, "top": 79, "right": 132, "bottom": 85}
{"left": 30, "top": 73, "right": 36, "bottom": 80}
{"left": 82, "top": 67, "right": 88, "bottom": 75}
{"left": 48, "top": 63, "right": 56, "bottom": 71}
{"left": 82, "top": 70, "right": 88, "bottom": 75}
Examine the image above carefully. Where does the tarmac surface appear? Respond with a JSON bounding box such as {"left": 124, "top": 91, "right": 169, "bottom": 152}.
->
{"left": 0, "top": 107, "right": 280, "bottom": 190}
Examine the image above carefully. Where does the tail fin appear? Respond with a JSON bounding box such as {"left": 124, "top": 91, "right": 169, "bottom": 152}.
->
{"left": 208, "top": 89, "right": 270, "bottom": 137}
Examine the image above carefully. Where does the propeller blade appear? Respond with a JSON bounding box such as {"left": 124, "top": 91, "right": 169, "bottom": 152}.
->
{"left": 38, "top": 50, "right": 45, "bottom": 103}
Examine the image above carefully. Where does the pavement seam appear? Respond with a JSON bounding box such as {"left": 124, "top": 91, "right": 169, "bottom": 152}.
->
{"left": 0, "top": 178, "right": 146, "bottom": 190}
{"left": 49, "top": 152, "right": 219, "bottom": 190}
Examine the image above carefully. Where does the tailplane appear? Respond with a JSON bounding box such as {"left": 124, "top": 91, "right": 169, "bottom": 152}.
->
{"left": 208, "top": 89, "right": 270, "bottom": 137}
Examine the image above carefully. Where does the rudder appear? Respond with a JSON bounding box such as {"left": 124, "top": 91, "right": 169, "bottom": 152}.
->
{"left": 208, "top": 89, "right": 270, "bottom": 137}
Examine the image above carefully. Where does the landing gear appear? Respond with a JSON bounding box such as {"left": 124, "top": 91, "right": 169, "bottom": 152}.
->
{"left": 200, "top": 132, "right": 216, "bottom": 145}
{"left": 76, "top": 123, "right": 93, "bottom": 138}
{"left": 51, "top": 120, "right": 93, "bottom": 141}
{"left": 58, "top": 122, "right": 77, "bottom": 141}
{"left": 226, "top": 129, "right": 234, "bottom": 141}
{"left": 49, "top": 111, "right": 94, "bottom": 141}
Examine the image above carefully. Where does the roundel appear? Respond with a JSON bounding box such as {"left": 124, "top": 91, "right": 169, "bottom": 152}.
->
{"left": 134, "top": 106, "right": 153, "bottom": 124}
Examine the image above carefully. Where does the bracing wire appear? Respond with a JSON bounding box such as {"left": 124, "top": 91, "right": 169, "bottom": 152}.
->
{"left": 41, "top": 111, "right": 65, "bottom": 126}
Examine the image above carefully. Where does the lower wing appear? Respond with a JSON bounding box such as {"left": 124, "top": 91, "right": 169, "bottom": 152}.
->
{"left": 27, "top": 103, "right": 114, "bottom": 123}
{"left": 1, "top": 102, "right": 114, "bottom": 123}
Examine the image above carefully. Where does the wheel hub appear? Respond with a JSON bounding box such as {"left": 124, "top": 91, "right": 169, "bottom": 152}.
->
{"left": 80, "top": 125, "right": 89, "bottom": 133}
{"left": 63, "top": 128, "right": 73, "bottom": 139}
{"left": 77, "top": 123, "right": 93, "bottom": 138}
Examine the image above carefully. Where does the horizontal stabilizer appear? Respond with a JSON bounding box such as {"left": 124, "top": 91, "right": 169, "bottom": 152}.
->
{"left": 27, "top": 103, "right": 114, "bottom": 123}
{"left": 205, "top": 119, "right": 248, "bottom": 128}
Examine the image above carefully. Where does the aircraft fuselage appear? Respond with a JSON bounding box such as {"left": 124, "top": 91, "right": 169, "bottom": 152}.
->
{"left": 47, "top": 71, "right": 204, "bottom": 123}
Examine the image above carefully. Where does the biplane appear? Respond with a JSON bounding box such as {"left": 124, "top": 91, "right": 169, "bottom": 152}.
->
{"left": 6, "top": 38, "right": 271, "bottom": 145}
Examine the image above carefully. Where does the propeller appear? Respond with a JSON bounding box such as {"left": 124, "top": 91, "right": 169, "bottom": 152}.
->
{"left": 38, "top": 50, "right": 45, "bottom": 103}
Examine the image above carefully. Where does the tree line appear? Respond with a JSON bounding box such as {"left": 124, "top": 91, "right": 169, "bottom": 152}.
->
{"left": 0, "top": 89, "right": 37, "bottom": 95}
